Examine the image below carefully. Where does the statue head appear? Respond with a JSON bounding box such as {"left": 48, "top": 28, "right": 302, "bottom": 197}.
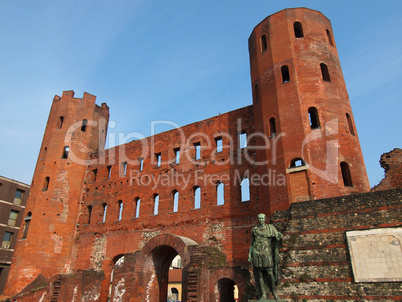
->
{"left": 257, "top": 213, "right": 266, "bottom": 225}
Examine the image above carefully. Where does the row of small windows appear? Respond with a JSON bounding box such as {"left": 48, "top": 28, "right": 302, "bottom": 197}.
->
{"left": 86, "top": 180, "right": 251, "bottom": 224}
{"left": 259, "top": 22, "right": 334, "bottom": 53}
{"left": 56, "top": 116, "right": 88, "bottom": 132}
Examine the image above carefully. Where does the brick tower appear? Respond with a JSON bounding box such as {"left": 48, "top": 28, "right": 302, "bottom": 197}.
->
{"left": 249, "top": 8, "right": 370, "bottom": 213}
{"left": 5, "top": 91, "right": 109, "bottom": 296}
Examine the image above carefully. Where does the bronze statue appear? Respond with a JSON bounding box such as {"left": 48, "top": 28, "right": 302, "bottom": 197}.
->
{"left": 248, "top": 213, "right": 283, "bottom": 300}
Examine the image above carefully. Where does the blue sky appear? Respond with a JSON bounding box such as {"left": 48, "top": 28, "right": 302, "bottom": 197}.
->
{"left": 0, "top": 0, "right": 401, "bottom": 187}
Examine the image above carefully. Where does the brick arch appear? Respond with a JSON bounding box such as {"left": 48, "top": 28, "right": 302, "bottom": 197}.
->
{"left": 141, "top": 233, "right": 198, "bottom": 267}
{"left": 209, "top": 268, "right": 249, "bottom": 302}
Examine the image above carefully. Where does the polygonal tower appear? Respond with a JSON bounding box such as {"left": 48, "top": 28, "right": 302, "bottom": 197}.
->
{"left": 249, "top": 8, "right": 370, "bottom": 213}
{"left": 5, "top": 91, "right": 109, "bottom": 296}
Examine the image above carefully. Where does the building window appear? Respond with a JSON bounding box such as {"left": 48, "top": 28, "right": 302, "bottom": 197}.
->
{"left": 8, "top": 210, "right": 19, "bottom": 227}
{"left": 172, "top": 190, "right": 179, "bottom": 213}
{"left": 13, "top": 189, "right": 24, "bottom": 205}
{"left": 118, "top": 200, "right": 123, "bottom": 221}
{"left": 217, "top": 183, "right": 225, "bottom": 206}
{"left": 87, "top": 206, "right": 92, "bottom": 224}
{"left": 135, "top": 197, "right": 140, "bottom": 218}
{"left": 215, "top": 137, "right": 223, "bottom": 153}
{"left": 42, "top": 177, "right": 50, "bottom": 191}
{"left": 92, "top": 169, "right": 98, "bottom": 182}
{"left": 241, "top": 178, "right": 250, "bottom": 202}
{"left": 81, "top": 119, "right": 88, "bottom": 132}
{"left": 346, "top": 113, "right": 355, "bottom": 136}
{"left": 102, "top": 203, "right": 107, "bottom": 223}
{"left": 122, "top": 162, "right": 127, "bottom": 175}
{"left": 269, "top": 117, "right": 276, "bottom": 137}
{"left": 154, "top": 194, "right": 159, "bottom": 215}
{"left": 260, "top": 34, "right": 267, "bottom": 52}
{"left": 107, "top": 166, "right": 112, "bottom": 178}
{"left": 139, "top": 158, "right": 144, "bottom": 171}
{"left": 326, "top": 29, "right": 334, "bottom": 46}
{"left": 308, "top": 107, "right": 320, "bottom": 129}
{"left": 1, "top": 232, "right": 13, "bottom": 249}
{"left": 290, "top": 158, "right": 306, "bottom": 168}
{"left": 341, "top": 162, "right": 353, "bottom": 187}
{"left": 62, "top": 146, "right": 70, "bottom": 159}
{"left": 174, "top": 148, "right": 180, "bottom": 164}
{"left": 294, "top": 21, "right": 304, "bottom": 38}
{"left": 281, "top": 65, "right": 290, "bottom": 83}
{"left": 194, "top": 143, "right": 201, "bottom": 160}
{"left": 239, "top": 132, "right": 247, "bottom": 148}
{"left": 194, "top": 186, "right": 201, "bottom": 209}
{"left": 320, "top": 63, "right": 331, "bottom": 82}
{"left": 22, "top": 212, "right": 32, "bottom": 239}
{"left": 155, "top": 153, "right": 161, "bottom": 167}
{"left": 57, "top": 116, "right": 64, "bottom": 129}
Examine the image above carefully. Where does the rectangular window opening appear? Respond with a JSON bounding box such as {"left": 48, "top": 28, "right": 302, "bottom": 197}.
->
{"left": 2, "top": 232, "right": 13, "bottom": 249}
{"left": 194, "top": 143, "right": 201, "bottom": 160}
{"left": 155, "top": 153, "right": 161, "bottom": 167}
{"left": 239, "top": 132, "right": 247, "bottom": 148}
{"left": 8, "top": 210, "right": 19, "bottom": 227}
{"left": 122, "top": 162, "right": 127, "bottom": 175}
{"left": 107, "top": 166, "right": 112, "bottom": 178}
{"left": 13, "top": 189, "right": 24, "bottom": 205}
{"left": 174, "top": 148, "right": 180, "bottom": 164}
{"left": 215, "top": 137, "right": 223, "bottom": 153}
{"left": 139, "top": 158, "right": 144, "bottom": 171}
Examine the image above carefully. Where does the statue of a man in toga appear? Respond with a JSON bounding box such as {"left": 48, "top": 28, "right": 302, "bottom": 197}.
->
{"left": 248, "top": 213, "right": 283, "bottom": 300}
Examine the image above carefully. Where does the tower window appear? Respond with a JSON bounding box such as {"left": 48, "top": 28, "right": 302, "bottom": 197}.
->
{"left": 269, "top": 117, "right": 276, "bottom": 137}
{"left": 308, "top": 107, "right": 320, "bottom": 129}
{"left": 92, "top": 169, "right": 98, "bottom": 182}
{"left": 22, "top": 212, "right": 32, "bottom": 239}
{"left": 281, "top": 65, "right": 290, "bottom": 83}
{"left": 87, "top": 205, "right": 92, "bottom": 224}
{"left": 194, "top": 186, "right": 201, "bottom": 209}
{"left": 135, "top": 197, "right": 140, "bottom": 218}
{"left": 42, "top": 177, "right": 50, "bottom": 191}
{"left": 122, "top": 162, "right": 127, "bottom": 175}
{"left": 172, "top": 190, "right": 179, "bottom": 213}
{"left": 102, "top": 203, "right": 107, "bottom": 223}
{"left": 340, "top": 162, "right": 353, "bottom": 187}
{"left": 62, "top": 146, "right": 70, "bottom": 159}
{"left": 294, "top": 22, "right": 304, "bottom": 38}
{"left": 155, "top": 153, "right": 161, "bottom": 167}
{"left": 290, "top": 158, "right": 306, "bottom": 168}
{"left": 174, "top": 148, "right": 180, "bottom": 164}
{"left": 239, "top": 132, "right": 247, "bottom": 148}
{"left": 57, "top": 116, "right": 64, "bottom": 129}
{"left": 81, "top": 119, "right": 88, "bottom": 132}
{"left": 153, "top": 194, "right": 159, "bottom": 215}
{"left": 260, "top": 34, "right": 267, "bottom": 52}
{"left": 107, "top": 165, "right": 112, "bottom": 178}
{"left": 346, "top": 113, "right": 355, "bottom": 136}
{"left": 326, "top": 29, "right": 334, "bottom": 46}
{"left": 217, "top": 183, "right": 225, "bottom": 206}
{"left": 320, "top": 63, "right": 331, "bottom": 82}
{"left": 241, "top": 178, "right": 250, "bottom": 202}
{"left": 118, "top": 200, "right": 123, "bottom": 221}
{"left": 215, "top": 137, "right": 223, "bottom": 153}
{"left": 139, "top": 158, "right": 144, "bottom": 171}
{"left": 194, "top": 143, "right": 201, "bottom": 160}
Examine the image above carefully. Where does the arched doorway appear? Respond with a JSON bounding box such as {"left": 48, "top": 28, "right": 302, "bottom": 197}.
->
{"left": 216, "top": 278, "right": 237, "bottom": 302}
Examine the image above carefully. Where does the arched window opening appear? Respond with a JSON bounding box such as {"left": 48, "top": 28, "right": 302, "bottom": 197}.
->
{"left": 154, "top": 194, "right": 159, "bottom": 215}
{"left": 107, "top": 165, "right": 112, "bottom": 178}
{"left": 118, "top": 200, "right": 123, "bottom": 221}
{"left": 308, "top": 107, "right": 320, "bottom": 129}
{"left": 320, "top": 63, "right": 331, "bottom": 82}
{"left": 269, "top": 117, "right": 277, "bottom": 137}
{"left": 87, "top": 205, "right": 92, "bottom": 224}
{"left": 102, "top": 203, "right": 107, "bottom": 223}
{"left": 216, "top": 278, "right": 238, "bottom": 302}
{"left": 194, "top": 186, "right": 201, "bottom": 209}
{"left": 42, "top": 177, "right": 50, "bottom": 191}
{"left": 62, "top": 146, "right": 70, "bottom": 159}
{"left": 281, "top": 65, "right": 290, "bottom": 83}
{"left": 290, "top": 158, "right": 306, "bottom": 168}
{"left": 241, "top": 178, "right": 250, "bottom": 202}
{"left": 172, "top": 190, "right": 179, "bottom": 213}
{"left": 326, "top": 29, "right": 334, "bottom": 46}
{"left": 57, "top": 116, "right": 64, "bottom": 129}
{"left": 254, "top": 83, "right": 259, "bottom": 103}
{"left": 217, "top": 183, "right": 225, "bottom": 206}
{"left": 22, "top": 212, "right": 32, "bottom": 239}
{"left": 260, "top": 34, "right": 267, "bottom": 52}
{"left": 341, "top": 162, "right": 353, "bottom": 187}
{"left": 294, "top": 21, "right": 304, "bottom": 38}
{"left": 81, "top": 119, "right": 88, "bottom": 132}
{"left": 134, "top": 197, "right": 140, "bottom": 218}
{"left": 346, "top": 113, "right": 355, "bottom": 135}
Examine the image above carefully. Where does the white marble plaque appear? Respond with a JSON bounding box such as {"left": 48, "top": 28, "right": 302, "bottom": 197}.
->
{"left": 346, "top": 227, "right": 402, "bottom": 282}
